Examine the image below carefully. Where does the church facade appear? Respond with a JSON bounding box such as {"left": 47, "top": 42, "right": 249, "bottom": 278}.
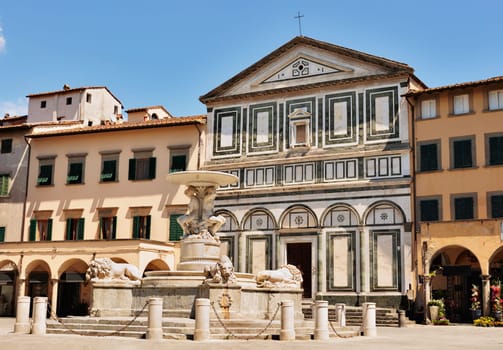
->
{"left": 200, "top": 36, "right": 425, "bottom": 306}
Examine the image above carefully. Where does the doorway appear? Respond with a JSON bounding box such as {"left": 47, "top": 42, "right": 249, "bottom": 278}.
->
{"left": 286, "top": 242, "right": 312, "bottom": 298}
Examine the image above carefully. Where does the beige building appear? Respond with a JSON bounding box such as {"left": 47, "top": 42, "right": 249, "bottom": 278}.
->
{"left": 126, "top": 105, "right": 173, "bottom": 123}
{"left": 408, "top": 76, "right": 503, "bottom": 320}
{"left": 0, "top": 115, "right": 205, "bottom": 316}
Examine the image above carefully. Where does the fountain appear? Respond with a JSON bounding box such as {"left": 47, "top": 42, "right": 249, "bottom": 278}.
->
{"left": 89, "top": 170, "right": 304, "bottom": 323}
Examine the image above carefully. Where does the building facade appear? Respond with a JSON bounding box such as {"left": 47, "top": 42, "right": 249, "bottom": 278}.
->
{"left": 200, "top": 36, "right": 425, "bottom": 307}
{"left": 408, "top": 76, "right": 503, "bottom": 321}
{"left": 0, "top": 115, "right": 205, "bottom": 316}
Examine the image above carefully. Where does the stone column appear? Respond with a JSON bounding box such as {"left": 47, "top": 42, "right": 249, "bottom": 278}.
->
{"left": 17, "top": 278, "right": 26, "bottom": 297}
{"left": 14, "top": 296, "right": 31, "bottom": 334}
{"left": 481, "top": 274, "right": 491, "bottom": 316}
{"left": 360, "top": 229, "right": 369, "bottom": 293}
{"left": 423, "top": 275, "right": 432, "bottom": 323}
{"left": 335, "top": 303, "right": 346, "bottom": 327}
{"left": 280, "top": 300, "right": 295, "bottom": 341}
{"left": 362, "top": 302, "right": 376, "bottom": 337}
{"left": 194, "top": 298, "right": 210, "bottom": 341}
{"left": 32, "top": 296, "right": 48, "bottom": 335}
{"left": 50, "top": 279, "right": 59, "bottom": 317}
{"left": 314, "top": 300, "right": 329, "bottom": 340}
{"left": 147, "top": 298, "right": 163, "bottom": 340}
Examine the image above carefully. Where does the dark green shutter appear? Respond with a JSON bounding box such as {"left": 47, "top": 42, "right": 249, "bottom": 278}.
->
{"left": 68, "top": 162, "right": 83, "bottom": 184}
{"left": 170, "top": 155, "right": 187, "bottom": 173}
{"left": 47, "top": 219, "right": 52, "bottom": 240}
{"left": 66, "top": 219, "right": 72, "bottom": 240}
{"left": 102, "top": 160, "right": 116, "bottom": 181}
{"left": 0, "top": 175, "right": 8, "bottom": 195}
{"left": 0, "top": 227, "right": 5, "bottom": 242}
{"left": 29, "top": 219, "right": 37, "bottom": 241}
{"left": 128, "top": 158, "right": 136, "bottom": 180}
{"left": 148, "top": 157, "right": 156, "bottom": 179}
{"left": 77, "top": 218, "right": 85, "bottom": 240}
{"left": 112, "top": 216, "right": 117, "bottom": 239}
{"left": 169, "top": 214, "right": 183, "bottom": 241}
{"left": 132, "top": 216, "right": 140, "bottom": 239}
{"left": 145, "top": 215, "right": 151, "bottom": 239}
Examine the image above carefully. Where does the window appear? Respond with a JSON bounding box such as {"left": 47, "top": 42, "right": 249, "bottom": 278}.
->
{"left": 489, "top": 194, "right": 503, "bottom": 218}
{"left": 288, "top": 109, "right": 311, "bottom": 148}
{"left": 420, "top": 99, "right": 437, "bottom": 119}
{"left": 67, "top": 155, "right": 85, "bottom": 184}
{"left": 451, "top": 137, "right": 474, "bottom": 169}
{"left": 132, "top": 215, "right": 150, "bottom": 239}
{"left": 66, "top": 97, "right": 72, "bottom": 105}
{"left": 169, "top": 214, "right": 184, "bottom": 241}
{"left": 129, "top": 150, "right": 156, "bottom": 180}
{"left": 418, "top": 198, "right": 440, "bottom": 221}
{"left": 37, "top": 157, "right": 55, "bottom": 186}
{"left": 168, "top": 147, "right": 189, "bottom": 173}
{"left": 114, "top": 105, "right": 119, "bottom": 115}
{"left": 29, "top": 219, "right": 53, "bottom": 241}
{"left": 1, "top": 139, "right": 12, "bottom": 153}
{"left": 100, "top": 152, "right": 119, "bottom": 182}
{"left": 0, "top": 227, "right": 5, "bottom": 242}
{"left": 452, "top": 195, "right": 476, "bottom": 220}
{"left": 418, "top": 141, "right": 440, "bottom": 171}
{"left": 40, "top": 100, "right": 47, "bottom": 109}
{"left": 489, "top": 89, "right": 503, "bottom": 110}
{"left": 486, "top": 134, "right": 503, "bottom": 166}
{"left": 0, "top": 174, "right": 9, "bottom": 196}
{"left": 86, "top": 93, "right": 92, "bottom": 103}
{"left": 99, "top": 216, "right": 117, "bottom": 239}
{"left": 65, "top": 218, "right": 84, "bottom": 240}
{"left": 453, "top": 94, "right": 470, "bottom": 115}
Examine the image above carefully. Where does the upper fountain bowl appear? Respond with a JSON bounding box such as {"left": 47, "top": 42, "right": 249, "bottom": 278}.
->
{"left": 166, "top": 170, "right": 238, "bottom": 187}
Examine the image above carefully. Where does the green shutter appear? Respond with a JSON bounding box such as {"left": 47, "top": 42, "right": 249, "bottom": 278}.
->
{"left": 66, "top": 219, "right": 72, "bottom": 240}
{"left": 132, "top": 216, "right": 140, "bottom": 239}
{"left": 170, "top": 155, "right": 187, "bottom": 173}
{"left": 77, "top": 218, "right": 85, "bottom": 240}
{"left": 128, "top": 158, "right": 136, "bottom": 180}
{"left": 145, "top": 215, "right": 151, "bottom": 239}
{"left": 0, "top": 175, "right": 9, "bottom": 195}
{"left": 29, "top": 219, "right": 37, "bottom": 241}
{"left": 169, "top": 214, "right": 183, "bottom": 241}
{"left": 47, "top": 219, "right": 52, "bottom": 240}
{"left": 148, "top": 157, "right": 156, "bottom": 179}
{"left": 0, "top": 227, "right": 5, "bottom": 242}
{"left": 101, "top": 160, "right": 116, "bottom": 181}
{"left": 67, "top": 162, "right": 83, "bottom": 184}
{"left": 112, "top": 216, "right": 117, "bottom": 239}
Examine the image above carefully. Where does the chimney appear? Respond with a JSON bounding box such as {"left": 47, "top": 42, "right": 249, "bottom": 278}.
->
{"left": 63, "top": 84, "right": 71, "bottom": 90}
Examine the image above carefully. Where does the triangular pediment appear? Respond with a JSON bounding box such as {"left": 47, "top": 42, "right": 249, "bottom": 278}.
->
{"left": 200, "top": 36, "right": 413, "bottom": 103}
{"left": 262, "top": 56, "right": 348, "bottom": 83}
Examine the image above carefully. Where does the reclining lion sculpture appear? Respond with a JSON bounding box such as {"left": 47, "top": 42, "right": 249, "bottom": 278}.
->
{"left": 204, "top": 255, "right": 237, "bottom": 284}
{"left": 86, "top": 258, "right": 142, "bottom": 284}
{"left": 255, "top": 264, "right": 303, "bottom": 288}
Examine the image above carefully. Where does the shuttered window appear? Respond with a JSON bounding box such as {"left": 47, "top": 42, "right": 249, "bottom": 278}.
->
{"left": 169, "top": 214, "right": 184, "bottom": 241}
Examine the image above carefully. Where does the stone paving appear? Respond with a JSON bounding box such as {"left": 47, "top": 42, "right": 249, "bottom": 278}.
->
{"left": 1, "top": 318, "right": 502, "bottom": 350}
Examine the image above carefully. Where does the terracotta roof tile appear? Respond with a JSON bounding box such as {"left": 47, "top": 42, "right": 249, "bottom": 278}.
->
{"left": 406, "top": 76, "right": 503, "bottom": 96}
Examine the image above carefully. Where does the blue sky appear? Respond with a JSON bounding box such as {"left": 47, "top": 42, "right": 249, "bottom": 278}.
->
{"left": 0, "top": 0, "right": 502, "bottom": 117}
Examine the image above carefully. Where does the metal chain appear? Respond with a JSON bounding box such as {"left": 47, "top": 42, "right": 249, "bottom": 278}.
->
{"left": 47, "top": 300, "right": 149, "bottom": 337}
{"left": 210, "top": 301, "right": 281, "bottom": 340}
{"left": 328, "top": 318, "right": 359, "bottom": 338}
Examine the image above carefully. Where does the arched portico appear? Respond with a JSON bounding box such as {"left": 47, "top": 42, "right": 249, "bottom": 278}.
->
{"left": 0, "top": 260, "right": 18, "bottom": 316}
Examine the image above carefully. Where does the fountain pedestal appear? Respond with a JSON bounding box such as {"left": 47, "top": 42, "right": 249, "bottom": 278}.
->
{"left": 177, "top": 237, "right": 221, "bottom": 271}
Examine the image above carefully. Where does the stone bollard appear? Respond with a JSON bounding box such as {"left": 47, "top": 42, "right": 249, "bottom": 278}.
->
{"left": 194, "top": 298, "right": 210, "bottom": 341}
{"left": 335, "top": 303, "right": 346, "bottom": 327}
{"left": 362, "top": 302, "right": 377, "bottom": 337}
{"left": 32, "top": 297, "right": 48, "bottom": 335}
{"left": 398, "top": 310, "right": 407, "bottom": 328}
{"left": 314, "top": 300, "right": 329, "bottom": 340}
{"left": 14, "top": 296, "right": 31, "bottom": 334}
{"left": 280, "top": 300, "right": 295, "bottom": 341}
{"left": 146, "top": 298, "right": 163, "bottom": 340}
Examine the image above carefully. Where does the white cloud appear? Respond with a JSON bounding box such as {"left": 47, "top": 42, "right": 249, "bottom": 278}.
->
{"left": 0, "top": 26, "right": 5, "bottom": 53}
{"left": 0, "top": 98, "right": 28, "bottom": 117}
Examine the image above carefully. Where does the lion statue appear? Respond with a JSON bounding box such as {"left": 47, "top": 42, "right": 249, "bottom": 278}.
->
{"left": 204, "top": 255, "right": 237, "bottom": 284}
{"left": 255, "top": 264, "right": 303, "bottom": 288}
{"left": 86, "top": 258, "right": 142, "bottom": 284}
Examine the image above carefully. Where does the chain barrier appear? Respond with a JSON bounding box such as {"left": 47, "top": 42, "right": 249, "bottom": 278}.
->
{"left": 46, "top": 300, "right": 149, "bottom": 337}
{"left": 327, "top": 317, "right": 360, "bottom": 338}
{"left": 210, "top": 301, "right": 281, "bottom": 340}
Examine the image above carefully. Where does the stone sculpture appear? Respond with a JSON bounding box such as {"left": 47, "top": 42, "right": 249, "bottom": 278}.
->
{"left": 204, "top": 255, "right": 237, "bottom": 284}
{"left": 255, "top": 264, "right": 303, "bottom": 288}
{"left": 86, "top": 258, "right": 142, "bottom": 284}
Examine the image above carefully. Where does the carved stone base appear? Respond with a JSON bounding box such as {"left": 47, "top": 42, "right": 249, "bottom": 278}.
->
{"left": 177, "top": 237, "right": 221, "bottom": 272}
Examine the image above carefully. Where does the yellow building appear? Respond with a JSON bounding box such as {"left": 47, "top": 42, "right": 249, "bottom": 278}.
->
{"left": 408, "top": 76, "right": 503, "bottom": 320}
{"left": 0, "top": 115, "right": 205, "bottom": 316}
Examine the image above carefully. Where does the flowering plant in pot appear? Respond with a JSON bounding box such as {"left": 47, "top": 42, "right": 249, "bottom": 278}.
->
{"left": 491, "top": 282, "right": 502, "bottom": 321}
{"left": 470, "top": 284, "right": 482, "bottom": 320}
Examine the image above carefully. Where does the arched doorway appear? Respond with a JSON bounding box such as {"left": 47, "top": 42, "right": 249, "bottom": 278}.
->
{"left": 57, "top": 259, "right": 89, "bottom": 317}
{"left": 144, "top": 259, "right": 170, "bottom": 276}
{"left": 430, "top": 246, "right": 481, "bottom": 323}
{"left": 0, "top": 260, "right": 18, "bottom": 316}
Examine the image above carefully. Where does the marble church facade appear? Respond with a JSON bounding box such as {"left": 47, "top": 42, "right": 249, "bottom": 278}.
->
{"left": 200, "top": 36, "right": 425, "bottom": 307}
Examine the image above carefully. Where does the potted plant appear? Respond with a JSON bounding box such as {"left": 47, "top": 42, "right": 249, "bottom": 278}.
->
{"left": 491, "top": 282, "right": 502, "bottom": 321}
{"left": 428, "top": 299, "right": 444, "bottom": 322}
{"left": 470, "top": 284, "right": 482, "bottom": 320}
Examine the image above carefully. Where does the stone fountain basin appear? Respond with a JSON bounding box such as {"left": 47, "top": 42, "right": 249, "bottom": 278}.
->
{"left": 166, "top": 170, "right": 238, "bottom": 187}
